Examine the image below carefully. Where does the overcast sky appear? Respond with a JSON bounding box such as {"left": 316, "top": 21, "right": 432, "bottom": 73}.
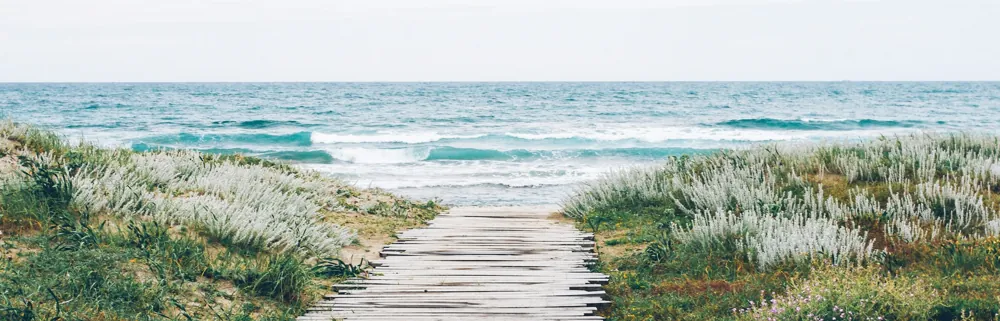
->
{"left": 1, "top": 0, "right": 998, "bottom": 82}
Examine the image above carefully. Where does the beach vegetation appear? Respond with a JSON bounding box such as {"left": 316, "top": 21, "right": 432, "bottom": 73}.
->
{"left": 0, "top": 121, "right": 443, "bottom": 320}
{"left": 564, "top": 133, "right": 1000, "bottom": 320}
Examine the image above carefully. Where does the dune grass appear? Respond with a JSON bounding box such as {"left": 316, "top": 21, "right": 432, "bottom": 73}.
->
{"left": 0, "top": 121, "right": 443, "bottom": 320}
{"left": 564, "top": 133, "right": 1000, "bottom": 320}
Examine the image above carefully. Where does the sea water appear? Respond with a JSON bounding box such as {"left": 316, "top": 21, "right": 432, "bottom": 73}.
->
{"left": 3, "top": 82, "right": 999, "bottom": 205}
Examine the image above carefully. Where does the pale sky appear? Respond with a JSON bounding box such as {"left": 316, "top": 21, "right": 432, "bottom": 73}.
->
{"left": 1, "top": 0, "right": 997, "bottom": 82}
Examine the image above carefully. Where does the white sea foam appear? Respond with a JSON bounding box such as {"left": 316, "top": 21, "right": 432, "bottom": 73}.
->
{"left": 505, "top": 126, "right": 917, "bottom": 143}
{"left": 326, "top": 147, "right": 432, "bottom": 164}
{"left": 311, "top": 132, "right": 483, "bottom": 144}
{"left": 313, "top": 126, "right": 918, "bottom": 146}
{"left": 302, "top": 159, "right": 633, "bottom": 190}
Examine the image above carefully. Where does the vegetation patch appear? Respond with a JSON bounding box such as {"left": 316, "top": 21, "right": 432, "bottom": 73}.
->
{"left": 564, "top": 134, "right": 1000, "bottom": 320}
{"left": 0, "top": 121, "right": 443, "bottom": 320}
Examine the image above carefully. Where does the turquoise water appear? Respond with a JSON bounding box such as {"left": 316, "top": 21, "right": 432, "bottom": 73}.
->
{"left": 3, "top": 82, "right": 1000, "bottom": 205}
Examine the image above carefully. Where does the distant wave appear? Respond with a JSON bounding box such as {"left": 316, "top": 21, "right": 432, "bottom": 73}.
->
{"left": 316, "top": 129, "right": 826, "bottom": 145}
{"left": 139, "top": 132, "right": 313, "bottom": 146}
{"left": 211, "top": 120, "right": 315, "bottom": 129}
{"left": 498, "top": 128, "right": 861, "bottom": 142}
{"left": 258, "top": 150, "right": 335, "bottom": 163}
{"left": 427, "top": 147, "right": 710, "bottom": 162}
{"left": 136, "top": 124, "right": 920, "bottom": 153}
{"left": 311, "top": 132, "right": 484, "bottom": 144}
{"left": 328, "top": 147, "right": 709, "bottom": 164}
{"left": 326, "top": 146, "right": 712, "bottom": 164}
{"left": 326, "top": 147, "right": 429, "bottom": 164}
{"left": 132, "top": 143, "right": 710, "bottom": 164}
{"left": 394, "top": 182, "right": 569, "bottom": 189}
{"left": 715, "top": 118, "right": 926, "bottom": 130}
{"left": 66, "top": 122, "right": 125, "bottom": 129}
{"left": 137, "top": 131, "right": 492, "bottom": 148}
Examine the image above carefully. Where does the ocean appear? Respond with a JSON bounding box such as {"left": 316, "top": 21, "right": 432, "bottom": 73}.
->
{"left": 3, "top": 82, "right": 999, "bottom": 206}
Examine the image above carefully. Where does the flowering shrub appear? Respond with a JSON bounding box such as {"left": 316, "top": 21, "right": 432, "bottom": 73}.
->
{"left": 734, "top": 265, "right": 942, "bottom": 321}
{"left": 674, "top": 209, "right": 875, "bottom": 270}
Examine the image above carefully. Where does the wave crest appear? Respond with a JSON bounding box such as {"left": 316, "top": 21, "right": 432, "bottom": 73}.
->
{"left": 212, "top": 120, "right": 314, "bottom": 129}
{"left": 715, "top": 118, "right": 924, "bottom": 130}
{"left": 132, "top": 144, "right": 711, "bottom": 164}
{"left": 311, "top": 132, "right": 483, "bottom": 144}
{"left": 326, "top": 147, "right": 431, "bottom": 164}
{"left": 138, "top": 132, "right": 313, "bottom": 146}
{"left": 326, "top": 146, "right": 709, "bottom": 164}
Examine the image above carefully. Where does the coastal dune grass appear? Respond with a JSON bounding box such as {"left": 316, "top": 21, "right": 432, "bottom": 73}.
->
{"left": 72, "top": 150, "right": 356, "bottom": 256}
{"left": 565, "top": 133, "right": 1000, "bottom": 320}
{"left": 0, "top": 121, "right": 442, "bottom": 320}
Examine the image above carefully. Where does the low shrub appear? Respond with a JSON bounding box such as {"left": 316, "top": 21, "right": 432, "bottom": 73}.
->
{"left": 734, "top": 264, "right": 943, "bottom": 321}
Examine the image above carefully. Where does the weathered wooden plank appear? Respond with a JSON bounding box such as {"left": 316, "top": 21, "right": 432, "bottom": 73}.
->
{"left": 386, "top": 240, "right": 592, "bottom": 244}
{"left": 322, "top": 318, "right": 603, "bottom": 321}
{"left": 368, "top": 270, "right": 606, "bottom": 277}
{"left": 380, "top": 251, "right": 597, "bottom": 258}
{"left": 373, "top": 265, "right": 590, "bottom": 273}
{"left": 327, "top": 307, "right": 596, "bottom": 314}
{"left": 382, "top": 245, "right": 594, "bottom": 250}
{"left": 371, "top": 261, "right": 594, "bottom": 268}
{"left": 346, "top": 274, "right": 606, "bottom": 281}
{"left": 321, "top": 298, "right": 608, "bottom": 307}
{"left": 325, "top": 290, "right": 606, "bottom": 299}
{"left": 332, "top": 285, "right": 603, "bottom": 293}
{"left": 299, "top": 207, "right": 606, "bottom": 321}
{"left": 323, "top": 316, "right": 605, "bottom": 320}
{"left": 372, "top": 258, "right": 597, "bottom": 263}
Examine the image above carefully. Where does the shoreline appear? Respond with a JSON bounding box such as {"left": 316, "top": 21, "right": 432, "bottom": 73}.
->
{"left": 447, "top": 204, "right": 562, "bottom": 213}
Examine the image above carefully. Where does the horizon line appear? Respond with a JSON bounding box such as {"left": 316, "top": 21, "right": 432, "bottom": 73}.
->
{"left": 3, "top": 80, "right": 1000, "bottom": 84}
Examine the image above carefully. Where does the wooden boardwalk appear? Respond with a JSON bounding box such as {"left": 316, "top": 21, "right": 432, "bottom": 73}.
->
{"left": 299, "top": 206, "right": 608, "bottom": 321}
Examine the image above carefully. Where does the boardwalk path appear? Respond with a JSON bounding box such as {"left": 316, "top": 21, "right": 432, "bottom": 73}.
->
{"left": 299, "top": 206, "right": 608, "bottom": 321}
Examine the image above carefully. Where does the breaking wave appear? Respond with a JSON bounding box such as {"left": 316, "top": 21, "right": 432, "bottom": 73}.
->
{"left": 715, "top": 118, "right": 928, "bottom": 130}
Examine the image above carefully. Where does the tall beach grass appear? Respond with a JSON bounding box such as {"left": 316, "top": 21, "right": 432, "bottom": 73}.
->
{"left": 0, "top": 121, "right": 442, "bottom": 320}
{"left": 564, "top": 133, "right": 1000, "bottom": 320}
